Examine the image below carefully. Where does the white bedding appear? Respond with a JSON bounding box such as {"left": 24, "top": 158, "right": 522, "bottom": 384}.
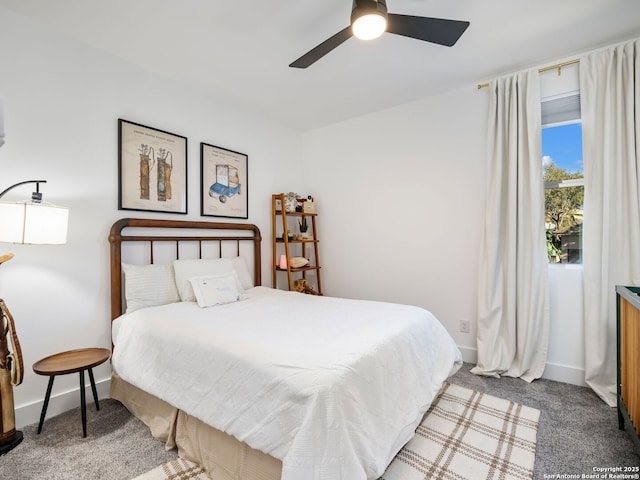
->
{"left": 112, "top": 286, "right": 462, "bottom": 480}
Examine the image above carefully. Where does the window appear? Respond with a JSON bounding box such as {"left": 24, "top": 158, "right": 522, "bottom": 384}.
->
{"left": 542, "top": 92, "right": 584, "bottom": 264}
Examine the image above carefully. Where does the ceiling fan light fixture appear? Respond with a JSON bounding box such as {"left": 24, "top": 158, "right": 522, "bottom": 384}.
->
{"left": 289, "top": 0, "right": 470, "bottom": 69}
{"left": 352, "top": 13, "right": 387, "bottom": 40}
{"left": 351, "top": 0, "right": 388, "bottom": 40}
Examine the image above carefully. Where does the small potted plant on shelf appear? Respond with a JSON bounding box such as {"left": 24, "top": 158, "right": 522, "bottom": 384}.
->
{"left": 298, "top": 217, "right": 309, "bottom": 238}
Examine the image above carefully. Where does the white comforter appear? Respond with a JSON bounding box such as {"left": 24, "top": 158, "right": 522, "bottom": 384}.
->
{"left": 112, "top": 287, "right": 462, "bottom": 480}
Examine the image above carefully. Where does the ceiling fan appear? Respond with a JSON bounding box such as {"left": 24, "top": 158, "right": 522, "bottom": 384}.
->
{"left": 289, "top": 0, "right": 470, "bottom": 69}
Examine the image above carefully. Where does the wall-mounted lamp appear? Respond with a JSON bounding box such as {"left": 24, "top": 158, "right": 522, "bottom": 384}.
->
{"left": 0, "top": 180, "right": 69, "bottom": 245}
{"left": 351, "top": 0, "right": 388, "bottom": 40}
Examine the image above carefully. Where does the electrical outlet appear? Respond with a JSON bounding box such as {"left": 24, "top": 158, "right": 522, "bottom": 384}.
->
{"left": 460, "top": 319, "right": 470, "bottom": 333}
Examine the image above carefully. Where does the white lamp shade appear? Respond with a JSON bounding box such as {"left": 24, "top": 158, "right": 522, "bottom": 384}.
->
{"left": 352, "top": 13, "right": 387, "bottom": 40}
{"left": 0, "top": 202, "right": 69, "bottom": 244}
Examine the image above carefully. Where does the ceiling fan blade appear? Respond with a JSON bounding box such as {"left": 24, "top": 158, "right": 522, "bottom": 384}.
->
{"left": 289, "top": 26, "right": 353, "bottom": 68}
{"left": 387, "top": 14, "right": 470, "bottom": 47}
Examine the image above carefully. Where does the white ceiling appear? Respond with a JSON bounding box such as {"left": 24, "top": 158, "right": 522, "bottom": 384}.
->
{"left": 2, "top": 0, "right": 640, "bottom": 131}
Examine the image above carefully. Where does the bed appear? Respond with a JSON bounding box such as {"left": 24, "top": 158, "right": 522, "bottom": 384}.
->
{"left": 109, "top": 218, "right": 462, "bottom": 480}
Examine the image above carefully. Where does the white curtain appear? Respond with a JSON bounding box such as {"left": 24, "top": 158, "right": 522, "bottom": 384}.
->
{"left": 471, "top": 69, "right": 550, "bottom": 382}
{"left": 580, "top": 39, "right": 640, "bottom": 406}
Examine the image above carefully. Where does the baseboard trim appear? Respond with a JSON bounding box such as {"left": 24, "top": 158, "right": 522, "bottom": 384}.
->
{"left": 457, "top": 345, "right": 477, "bottom": 364}
{"left": 541, "top": 362, "right": 587, "bottom": 387}
{"left": 455, "top": 344, "right": 586, "bottom": 387}
{"left": 15, "top": 377, "right": 111, "bottom": 429}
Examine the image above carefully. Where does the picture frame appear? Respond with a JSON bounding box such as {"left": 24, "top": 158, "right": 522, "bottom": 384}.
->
{"left": 200, "top": 142, "right": 248, "bottom": 219}
{"left": 118, "top": 119, "right": 187, "bottom": 214}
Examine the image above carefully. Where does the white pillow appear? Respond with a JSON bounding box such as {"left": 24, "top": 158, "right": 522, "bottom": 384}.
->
{"left": 230, "top": 256, "right": 254, "bottom": 290}
{"left": 173, "top": 258, "right": 244, "bottom": 302}
{"left": 189, "top": 271, "right": 244, "bottom": 308}
{"left": 122, "top": 263, "right": 180, "bottom": 313}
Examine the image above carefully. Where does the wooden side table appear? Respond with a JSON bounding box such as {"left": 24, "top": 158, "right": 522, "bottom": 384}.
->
{"left": 32, "top": 347, "right": 111, "bottom": 437}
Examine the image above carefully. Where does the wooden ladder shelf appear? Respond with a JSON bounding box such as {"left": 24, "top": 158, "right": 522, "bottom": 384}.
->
{"left": 271, "top": 193, "right": 322, "bottom": 295}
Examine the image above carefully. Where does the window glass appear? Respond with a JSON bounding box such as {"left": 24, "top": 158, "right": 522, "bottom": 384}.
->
{"left": 542, "top": 122, "right": 584, "bottom": 264}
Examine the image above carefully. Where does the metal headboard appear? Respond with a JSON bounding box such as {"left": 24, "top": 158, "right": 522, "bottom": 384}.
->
{"left": 109, "top": 218, "right": 262, "bottom": 320}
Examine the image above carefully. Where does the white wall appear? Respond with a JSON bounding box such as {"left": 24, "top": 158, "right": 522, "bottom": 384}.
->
{"left": 302, "top": 82, "right": 587, "bottom": 385}
{"left": 302, "top": 86, "right": 487, "bottom": 361}
{"left": 547, "top": 265, "right": 585, "bottom": 385}
{"left": 0, "top": 7, "right": 303, "bottom": 428}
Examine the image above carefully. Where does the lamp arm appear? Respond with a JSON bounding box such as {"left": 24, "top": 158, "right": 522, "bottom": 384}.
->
{"left": 0, "top": 180, "right": 47, "bottom": 200}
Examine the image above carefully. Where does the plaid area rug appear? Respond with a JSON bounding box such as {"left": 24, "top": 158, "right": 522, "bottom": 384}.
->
{"left": 380, "top": 382, "right": 539, "bottom": 479}
{"left": 134, "top": 383, "right": 539, "bottom": 480}
{"left": 133, "top": 458, "right": 210, "bottom": 480}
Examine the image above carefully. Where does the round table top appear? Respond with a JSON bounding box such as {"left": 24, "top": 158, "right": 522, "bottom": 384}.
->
{"left": 33, "top": 347, "right": 111, "bottom": 376}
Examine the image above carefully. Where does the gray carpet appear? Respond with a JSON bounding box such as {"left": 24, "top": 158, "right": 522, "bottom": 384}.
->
{"left": 0, "top": 397, "right": 178, "bottom": 479}
{"left": 1, "top": 363, "right": 637, "bottom": 479}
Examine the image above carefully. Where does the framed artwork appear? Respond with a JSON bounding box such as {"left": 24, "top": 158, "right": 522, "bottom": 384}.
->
{"left": 200, "top": 142, "right": 248, "bottom": 219}
{"left": 118, "top": 119, "right": 187, "bottom": 214}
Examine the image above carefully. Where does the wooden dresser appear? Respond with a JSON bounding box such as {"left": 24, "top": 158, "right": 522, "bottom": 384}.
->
{"left": 616, "top": 285, "right": 640, "bottom": 456}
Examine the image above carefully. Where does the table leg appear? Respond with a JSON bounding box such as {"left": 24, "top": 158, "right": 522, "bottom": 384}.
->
{"left": 79, "top": 370, "right": 86, "bottom": 438}
{"left": 37, "top": 376, "right": 55, "bottom": 434}
{"left": 88, "top": 368, "right": 100, "bottom": 411}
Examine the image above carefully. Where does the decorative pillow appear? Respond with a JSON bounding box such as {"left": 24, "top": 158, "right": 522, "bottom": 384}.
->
{"left": 189, "top": 271, "right": 244, "bottom": 308}
{"left": 230, "top": 256, "right": 254, "bottom": 290}
{"left": 122, "top": 263, "right": 180, "bottom": 313}
{"left": 173, "top": 258, "right": 244, "bottom": 302}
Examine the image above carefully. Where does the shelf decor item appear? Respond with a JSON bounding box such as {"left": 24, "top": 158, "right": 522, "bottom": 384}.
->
{"left": 284, "top": 192, "right": 298, "bottom": 213}
{"left": 303, "top": 195, "right": 316, "bottom": 214}
{"left": 294, "top": 278, "right": 319, "bottom": 295}
{"left": 118, "top": 119, "right": 187, "bottom": 214}
{"left": 299, "top": 217, "right": 308, "bottom": 233}
{"left": 200, "top": 143, "right": 248, "bottom": 219}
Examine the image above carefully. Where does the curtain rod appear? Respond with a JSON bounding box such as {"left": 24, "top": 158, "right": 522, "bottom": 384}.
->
{"left": 476, "top": 58, "right": 580, "bottom": 90}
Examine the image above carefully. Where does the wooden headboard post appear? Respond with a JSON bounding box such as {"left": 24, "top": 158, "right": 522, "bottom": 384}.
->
{"left": 109, "top": 218, "right": 262, "bottom": 320}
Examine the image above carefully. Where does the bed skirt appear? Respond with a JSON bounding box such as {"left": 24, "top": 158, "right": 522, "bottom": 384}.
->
{"left": 110, "top": 374, "right": 283, "bottom": 480}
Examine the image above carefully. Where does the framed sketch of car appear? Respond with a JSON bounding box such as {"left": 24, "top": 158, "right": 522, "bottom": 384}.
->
{"left": 200, "top": 142, "right": 248, "bottom": 219}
